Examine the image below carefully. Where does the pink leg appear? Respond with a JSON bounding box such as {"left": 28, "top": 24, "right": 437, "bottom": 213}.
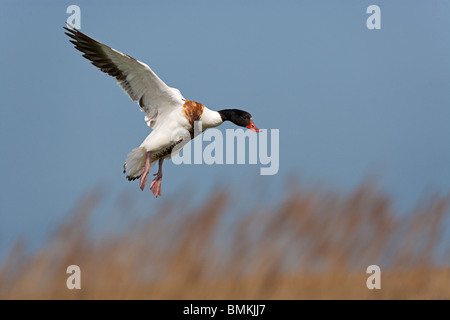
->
{"left": 150, "top": 158, "right": 164, "bottom": 197}
{"left": 139, "top": 151, "right": 151, "bottom": 191}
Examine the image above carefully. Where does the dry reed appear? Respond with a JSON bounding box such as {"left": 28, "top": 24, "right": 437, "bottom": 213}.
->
{"left": 0, "top": 180, "right": 449, "bottom": 299}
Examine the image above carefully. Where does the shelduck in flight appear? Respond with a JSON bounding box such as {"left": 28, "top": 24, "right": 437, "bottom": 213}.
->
{"left": 64, "top": 26, "right": 260, "bottom": 197}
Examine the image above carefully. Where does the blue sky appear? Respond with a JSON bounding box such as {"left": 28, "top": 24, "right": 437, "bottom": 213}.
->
{"left": 1, "top": 1, "right": 449, "bottom": 256}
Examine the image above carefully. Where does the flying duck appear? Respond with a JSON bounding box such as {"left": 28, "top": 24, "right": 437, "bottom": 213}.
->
{"left": 64, "top": 26, "right": 259, "bottom": 197}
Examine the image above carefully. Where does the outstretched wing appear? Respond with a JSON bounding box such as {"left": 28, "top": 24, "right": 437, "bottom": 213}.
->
{"left": 64, "top": 26, "right": 184, "bottom": 128}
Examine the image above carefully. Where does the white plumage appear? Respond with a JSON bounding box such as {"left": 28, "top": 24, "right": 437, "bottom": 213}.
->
{"left": 64, "top": 25, "right": 259, "bottom": 197}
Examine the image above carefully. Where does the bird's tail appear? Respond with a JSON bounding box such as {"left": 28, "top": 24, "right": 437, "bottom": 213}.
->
{"left": 123, "top": 147, "right": 147, "bottom": 181}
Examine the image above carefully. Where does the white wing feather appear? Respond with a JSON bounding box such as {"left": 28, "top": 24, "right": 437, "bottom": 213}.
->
{"left": 64, "top": 26, "right": 184, "bottom": 128}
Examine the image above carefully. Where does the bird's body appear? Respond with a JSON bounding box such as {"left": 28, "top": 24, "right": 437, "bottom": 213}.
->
{"left": 125, "top": 100, "right": 223, "bottom": 181}
{"left": 64, "top": 26, "right": 259, "bottom": 197}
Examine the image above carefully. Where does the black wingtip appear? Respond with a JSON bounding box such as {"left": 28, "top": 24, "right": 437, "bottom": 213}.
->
{"left": 63, "top": 23, "right": 81, "bottom": 37}
{"left": 64, "top": 22, "right": 75, "bottom": 29}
